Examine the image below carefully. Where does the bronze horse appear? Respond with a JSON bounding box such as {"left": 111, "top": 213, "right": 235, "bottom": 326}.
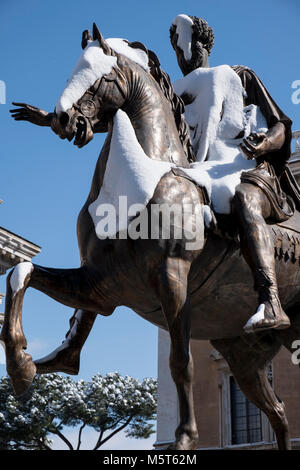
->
{"left": 3, "top": 24, "right": 300, "bottom": 450}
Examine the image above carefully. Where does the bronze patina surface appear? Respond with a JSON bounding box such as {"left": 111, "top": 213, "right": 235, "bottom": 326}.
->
{"left": 3, "top": 21, "right": 300, "bottom": 450}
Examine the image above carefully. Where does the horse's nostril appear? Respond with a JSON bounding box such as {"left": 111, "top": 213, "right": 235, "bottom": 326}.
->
{"left": 59, "top": 112, "right": 69, "bottom": 126}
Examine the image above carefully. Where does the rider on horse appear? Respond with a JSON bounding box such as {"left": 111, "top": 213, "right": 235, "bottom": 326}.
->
{"left": 33, "top": 15, "right": 299, "bottom": 375}
{"left": 170, "top": 14, "right": 299, "bottom": 334}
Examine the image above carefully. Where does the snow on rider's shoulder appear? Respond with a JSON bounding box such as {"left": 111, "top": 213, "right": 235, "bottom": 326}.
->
{"left": 173, "top": 64, "right": 243, "bottom": 98}
{"left": 173, "top": 65, "right": 246, "bottom": 155}
{"left": 172, "top": 14, "right": 194, "bottom": 61}
{"left": 175, "top": 64, "right": 268, "bottom": 215}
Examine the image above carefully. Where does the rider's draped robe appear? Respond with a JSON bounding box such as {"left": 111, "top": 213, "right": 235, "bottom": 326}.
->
{"left": 232, "top": 65, "right": 300, "bottom": 221}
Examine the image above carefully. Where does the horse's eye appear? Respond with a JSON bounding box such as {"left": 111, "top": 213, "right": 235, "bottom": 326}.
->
{"left": 80, "top": 100, "right": 97, "bottom": 118}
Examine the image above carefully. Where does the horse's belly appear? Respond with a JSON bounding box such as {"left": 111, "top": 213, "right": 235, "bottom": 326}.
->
{"left": 188, "top": 238, "right": 256, "bottom": 339}
{"left": 133, "top": 229, "right": 300, "bottom": 341}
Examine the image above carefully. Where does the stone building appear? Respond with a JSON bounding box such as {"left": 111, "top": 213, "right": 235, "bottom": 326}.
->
{"left": 155, "top": 131, "right": 300, "bottom": 450}
{"left": 0, "top": 207, "right": 40, "bottom": 329}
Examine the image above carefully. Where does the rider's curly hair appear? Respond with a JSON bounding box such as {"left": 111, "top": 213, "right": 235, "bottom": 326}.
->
{"left": 188, "top": 16, "right": 214, "bottom": 56}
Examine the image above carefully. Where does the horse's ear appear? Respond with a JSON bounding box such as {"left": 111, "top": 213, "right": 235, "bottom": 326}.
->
{"left": 81, "top": 29, "right": 92, "bottom": 50}
{"left": 93, "top": 22, "right": 111, "bottom": 55}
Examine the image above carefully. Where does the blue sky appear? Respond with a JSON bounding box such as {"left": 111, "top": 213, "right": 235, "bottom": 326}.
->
{"left": 0, "top": 0, "right": 299, "bottom": 449}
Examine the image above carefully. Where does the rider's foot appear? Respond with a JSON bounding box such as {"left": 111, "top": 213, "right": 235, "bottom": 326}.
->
{"left": 34, "top": 343, "right": 80, "bottom": 375}
{"left": 244, "top": 267, "right": 291, "bottom": 334}
{"left": 244, "top": 293, "right": 290, "bottom": 333}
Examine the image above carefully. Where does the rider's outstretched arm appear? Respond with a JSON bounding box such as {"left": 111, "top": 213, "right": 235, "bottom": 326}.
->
{"left": 10, "top": 102, "right": 53, "bottom": 127}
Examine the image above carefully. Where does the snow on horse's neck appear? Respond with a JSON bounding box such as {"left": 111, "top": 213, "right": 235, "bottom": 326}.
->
{"left": 121, "top": 59, "right": 185, "bottom": 165}
{"left": 106, "top": 40, "right": 185, "bottom": 165}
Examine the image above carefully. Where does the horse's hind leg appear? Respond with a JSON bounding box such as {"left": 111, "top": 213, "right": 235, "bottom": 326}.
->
{"left": 1, "top": 262, "right": 99, "bottom": 396}
{"left": 212, "top": 335, "right": 291, "bottom": 450}
{"left": 155, "top": 257, "right": 198, "bottom": 450}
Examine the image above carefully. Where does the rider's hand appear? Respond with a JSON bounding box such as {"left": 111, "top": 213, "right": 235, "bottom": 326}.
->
{"left": 10, "top": 102, "right": 53, "bottom": 127}
{"left": 240, "top": 132, "right": 269, "bottom": 160}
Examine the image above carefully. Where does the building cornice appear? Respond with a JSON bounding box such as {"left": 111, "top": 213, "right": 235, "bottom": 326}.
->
{"left": 0, "top": 226, "right": 41, "bottom": 272}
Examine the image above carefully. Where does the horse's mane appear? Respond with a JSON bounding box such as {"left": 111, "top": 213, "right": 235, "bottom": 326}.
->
{"left": 128, "top": 41, "right": 195, "bottom": 164}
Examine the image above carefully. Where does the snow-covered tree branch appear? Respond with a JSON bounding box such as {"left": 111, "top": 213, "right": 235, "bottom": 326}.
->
{"left": 0, "top": 372, "right": 157, "bottom": 450}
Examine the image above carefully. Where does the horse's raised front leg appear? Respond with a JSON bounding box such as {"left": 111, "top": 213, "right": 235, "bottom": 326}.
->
{"left": 212, "top": 335, "right": 291, "bottom": 450}
{"left": 1, "top": 262, "right": 100, "bottom": 396}
{"left": 155, "top": 257, "right": 198, "bottom": 450}
{"left": 35, "top": 309, "right": 97, "bottom": 375}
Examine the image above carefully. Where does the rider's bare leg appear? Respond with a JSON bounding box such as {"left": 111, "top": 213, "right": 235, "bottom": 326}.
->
{"left": 35, "top": 309, "right": 97, "bottom": 375}
{"left": 233, "top": 183, "right": 290, "bottom": 333}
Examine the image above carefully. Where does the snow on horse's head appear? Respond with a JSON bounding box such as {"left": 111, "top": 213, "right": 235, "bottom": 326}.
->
{"left": 52, "top": 23, "right": 150, "bottom": 148}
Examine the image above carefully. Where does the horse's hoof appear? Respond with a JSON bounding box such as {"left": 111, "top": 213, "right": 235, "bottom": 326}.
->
{"left": 8, "top": 354, "right": 36, "bottom": 397}
{"left": 34, "top": 346, "right": 80, "bottom": 375}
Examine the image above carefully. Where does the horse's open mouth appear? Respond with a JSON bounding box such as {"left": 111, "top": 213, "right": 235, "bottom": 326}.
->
{"left": 74, "top": 117, "right": 87, "bottom": 147}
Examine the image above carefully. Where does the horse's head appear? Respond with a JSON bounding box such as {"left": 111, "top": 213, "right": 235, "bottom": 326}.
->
{"left": 52, "top": 23, "right": 129, "bottom": 148}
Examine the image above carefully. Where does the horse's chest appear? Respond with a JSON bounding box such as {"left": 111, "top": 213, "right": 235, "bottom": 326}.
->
{"left": 88, "top": 110, "right": 172, "bottom": 239}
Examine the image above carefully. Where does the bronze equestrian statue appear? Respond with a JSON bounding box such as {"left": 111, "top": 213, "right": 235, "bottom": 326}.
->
{"left": 3, "top": 21, "right": 300, "bottom": 450}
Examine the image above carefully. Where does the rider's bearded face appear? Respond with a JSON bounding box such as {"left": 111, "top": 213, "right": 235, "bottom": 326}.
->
{"left": 174, "top": 42, "right": 209, "bottom": 76}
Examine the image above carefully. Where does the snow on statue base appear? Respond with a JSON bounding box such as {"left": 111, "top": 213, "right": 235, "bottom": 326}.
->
{"left": 2, "top": 20, "right": 300, "bottom": 451}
